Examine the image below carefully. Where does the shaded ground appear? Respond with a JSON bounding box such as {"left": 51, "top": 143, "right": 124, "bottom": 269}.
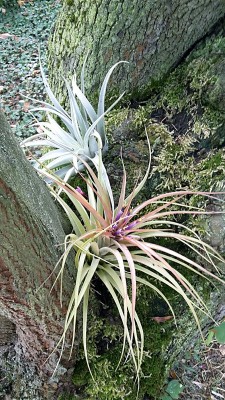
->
{"left": 172, "top": 336, "right": 225, "bottom": 400}
{"left": 0, "top": 0, "right": 61, "bottom": 138}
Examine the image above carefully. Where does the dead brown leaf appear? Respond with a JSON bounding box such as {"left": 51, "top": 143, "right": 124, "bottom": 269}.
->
{"left": 0, "top": 33, "right": 19, "bottom": 40}
{"left": 23, "top": 101, "right": 30, "bottom": 112}
{"left": 32, "top": 69, "right": 40, "bottom": 76}
{"left": 169, "top": 369, "right": 178, "bottom": 379}
{"left": 151, "top": 315, "right": 173, "bottom": 323}
{"left": 219, "top": 344, "right": 225, "bottom": 356}
{"left": 0, "top": 33, "right": 13, "bottom": 39}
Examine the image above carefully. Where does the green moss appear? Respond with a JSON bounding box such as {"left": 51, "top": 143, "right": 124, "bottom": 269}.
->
{"left": 67, "top": 259, "right": 212, "bottom": 399}
{"left": 107, "top": 34, "right": 225, "bottom": 199}
{"left": 66, "top": 0, "right": 74, "bottom": 6}
{"left": 85, "top": 358, "right": 135, "bottom": 400}
{"left": 58, "top": 395, "right": 77, "bottom": 400}
{"left": 73, "top": 312, "right": 175, "bottom": 399}
{"left": 58, "top": 25, "right": 225, "bottom": 400}
{"left": 72, "top": 359, "right": 90, "bottom": 387}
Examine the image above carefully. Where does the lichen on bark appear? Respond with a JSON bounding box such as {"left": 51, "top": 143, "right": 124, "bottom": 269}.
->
{"left": 48, "top": 0, "right": 225, "bottom": 107}
{"left": 0, "top": 110, "right": 80, "bottom": 397}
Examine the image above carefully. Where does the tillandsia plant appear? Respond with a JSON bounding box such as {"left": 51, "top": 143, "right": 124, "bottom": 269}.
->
{"left": 42, "top": 133, "right": 225, "bottom": 386}
{"left": 21, "top": 58, "right": 127, "bottom": 182}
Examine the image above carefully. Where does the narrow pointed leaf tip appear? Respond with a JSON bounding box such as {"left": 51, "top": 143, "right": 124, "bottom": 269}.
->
{"left": 21, "top": 59, "right": 127, "bottom": 183}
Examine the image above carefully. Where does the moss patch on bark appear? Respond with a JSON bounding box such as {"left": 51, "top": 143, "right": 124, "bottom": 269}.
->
{"left": 58, "top": 26, "right": 225, "bottom": 400}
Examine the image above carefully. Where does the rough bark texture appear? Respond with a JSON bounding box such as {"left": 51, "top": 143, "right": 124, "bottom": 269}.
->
{"left": 48, "top": 0, "right": 225, "bottom": 105}
{"left": 0, "top": 110, "right": 74, "bottom": 377}
{"left": 0, "top": 315, "right": 16, "bottom": 345}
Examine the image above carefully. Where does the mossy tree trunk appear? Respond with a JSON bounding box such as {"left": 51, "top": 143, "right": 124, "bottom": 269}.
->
{"left": 0, "top": 110, "right": 74, "bottom": 378}
{"left": 48, "top": 0, "right": 225, "bottom": 104}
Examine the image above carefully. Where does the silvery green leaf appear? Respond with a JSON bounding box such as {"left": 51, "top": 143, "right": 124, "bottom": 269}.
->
{"left": 21, "top": 139, "right": 56, "bottom": 147}
{"left": 83, "top": 92, "right": 125, "bottom": 153}
{"left": 72, "top": 79, "right": 98, "bottom": 123}
{"left": 47, "top": 154, "right": 75, "bottom": 169}
{"left": 65, "top": 80, "right": 86, "bottom": 142}
{"left": 97, "top": 61, "right": 128, "bottom": 136}
{"left": 31, "top": 107, "right": 74, "bottom": 134}
{"left": 40, "top": 61, "right": 68, "bottom": 116}
{"left": 39, "top": 149, "right": 70, "bottom": 163}
{"left": 22, "top": 58, "right": 126, "bottom": 182}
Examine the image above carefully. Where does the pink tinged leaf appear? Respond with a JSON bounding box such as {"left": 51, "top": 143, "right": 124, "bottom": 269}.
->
{"left": 40, "top": 169, "right": 108, "bottom": 228}
{"left": 125, "top": 236, "right": 192, "bottom": 295}
{"left": 75, "top": 229, "right": 101, "bottom": 242}
{"left": 116, "top": 169, "right": 144, "bottom": 230}
{"left": 117, "top": 155, "right": 127, "bottom": 213}
{"left": 141, "top": 194, "right": 186, "bottom": 221}
{"left": 78, "top": 258, "right": 99, "bottom": 378}
{"left": 113, "top": 240, "right": 137, "bottom": 340}
{"left": 132, "top": 190, "right": 224, "bottom": 216}
{"left": 166, "top": 232, "right": 222, "bottom": 272}
{"left": 96, "top": 268, "right": 139, "bottom": 373}
{"left": 75, "top": 154, "right": 113, "bottom": 221}
{"left": 82, "top": 284, "right": 94, "bottom": 379}
{"left": 124, "top": 131, "right": 152, "bottom": 206}
{"left": 148, "top": 241, "right": 225, "bottom": 284}
{"left": 82, "top": 170, "right": 113, "bottom": 224}
{"left": 134, "top": 226, "right": 223, "bottom": 274}
{"left": 102, "top": 266, "right": 142, "bottom": 377}
{"left": 141, "top": 209, "right": 225, "bottom": 225}
{"left": 101, "top": 247, "right": 129, "bottom": 365}
{"left": 67, "top": 249, "right": 89, "bottom": 358}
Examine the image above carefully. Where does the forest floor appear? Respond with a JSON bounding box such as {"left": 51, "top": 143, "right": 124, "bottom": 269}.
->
{"left": 0, "top": 0, "right": 61, "bottom": 139}
{"left": 171, "top": 335, "right": 225, "bottom": 400}
{"left": 1, "top": 2, "right": 225, "bottom": 400}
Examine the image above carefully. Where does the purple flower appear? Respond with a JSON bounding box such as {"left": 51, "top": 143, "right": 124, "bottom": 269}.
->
{"left": 124, "top": 220, "right": 138, "bottom": 230}
{"left": 75, "top": 186, "right": 86, "bottom": 197}
{"left": 115, "top": 208, "right": 125, "bottom": 222}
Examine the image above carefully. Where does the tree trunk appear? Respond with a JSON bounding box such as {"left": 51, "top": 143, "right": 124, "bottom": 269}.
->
{"left": 48, "top": 0, "right": 225, "bottom": 105}
{"left": 0, "top": 110, "right": 74, "bottom": 379}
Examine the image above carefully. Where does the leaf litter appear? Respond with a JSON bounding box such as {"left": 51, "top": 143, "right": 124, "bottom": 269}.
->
{"left": 0, "top": 0, "right": 61, "bottom": 138}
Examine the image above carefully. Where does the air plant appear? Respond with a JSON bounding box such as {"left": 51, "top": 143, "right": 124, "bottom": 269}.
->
{"left": 21, "top": 59, "right": 127, "bottom": 182}
{"left": 43, "top": 133, "right": 225, "bottom": 385}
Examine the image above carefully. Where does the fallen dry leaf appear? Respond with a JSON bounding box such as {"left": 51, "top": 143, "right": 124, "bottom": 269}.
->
{"left": 23, "top": 101, "right": 30, "bottom": 112}
{"left": 0, "top": 33, "right": 13, "bottom": 39}
{"left": 219, "top": 344, "right": 225, "bottom": 356}
{"left": 32, "top": 69, "right": 40, "bottom": 76}
{"left": 152, "top": 315, "right": 173, "bottom": 323}
{"left": 0, "top": 33, "right": 19, "bottom": 40}
{"left": 192, "top": 381, "right": 203, "bottom": 389}
{"left": 169, "top": 370, "right": 177, "bottom": 379}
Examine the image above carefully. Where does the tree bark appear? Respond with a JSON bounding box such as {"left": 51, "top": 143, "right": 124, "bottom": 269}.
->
{"left": 48, "top": 0, "right": 225, "bottom": 105}
{"left": 0, "top": 110, "right": 74, "bottom": 377}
